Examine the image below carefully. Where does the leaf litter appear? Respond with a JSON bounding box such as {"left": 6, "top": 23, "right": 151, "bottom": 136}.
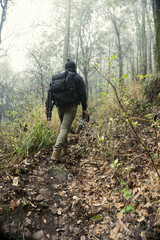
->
{"left": 0, "top": 109, "right": 160, "bottom": 239}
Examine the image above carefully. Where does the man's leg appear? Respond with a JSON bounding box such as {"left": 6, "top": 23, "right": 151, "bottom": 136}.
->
{"left": 52, "top": 104, "right": 77, "bottom": 160}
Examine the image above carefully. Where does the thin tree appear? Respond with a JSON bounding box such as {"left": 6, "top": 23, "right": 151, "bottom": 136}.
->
{"left": 30, "top": 51, "right": 45, "bottom": 103}
{"left": 109, "top": 12, "right": 124, "bottom": 84}
{"left": 141, "top": 0, "right": 147, "bottom": 75}
{"left": 63, "top": 0, "right": 71, "bottom": 66}
{"left": 0, "top": 0, "right": 10, "bottom": 44}
{"left": 152, "top": 0, "right": 160, "bottom": 72}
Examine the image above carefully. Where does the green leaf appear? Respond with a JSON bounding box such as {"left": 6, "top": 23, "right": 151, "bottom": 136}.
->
{"left": 123, "top": 190, "right": 132, "bottom": 199}
{"left": 121, "top": 188, "right": 127, "bottom": 193}
{"left": 120, "top": 205, "right": 134, "bottom": 214}
{"left": 133, "top": 121, "right": 138, "bottom": 125}
{"left": 111, "top": 54, "right": 117, "bottom": 60}
{"left": 114, "top": 159, "right": 119, "bottom": 164}
{"left": 100, "top": 136, "right": 104, "bottom": 141}
{"left": 153, "top": 153, "right": 158, "bottom": 159}
{"left": 90, "top": 215, "right": 103, "bottom": 223}
{"left": 124, "top": 167, "right": 131, "bottom": 171}
{"left": 145, "top": 114, "right": 152, "bottom": 119}
{"left": 123, "top": 74, "right": 128, "bottom": 78}
{"left": 126, "top": 205, "right": 134, "bottom": 212}
{"left": 120, "top": 208, "right": 126, "bottom": 214}
{"left": 143, "top": 74, "right": 150, "bottom": 78}
{"left": 110, "top": 163, "right": 115, "bottom": 169}
{"left": 100, "top": 92, "right": 107, "bottom": 95}
{"left": 136, "top": 75, "right": 143, "bottom": 80}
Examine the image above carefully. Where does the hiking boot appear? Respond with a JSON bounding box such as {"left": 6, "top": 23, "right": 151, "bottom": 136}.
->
{"left": 61, "top": 147, "right": 67, "bottom": 157}
{"left": 51, "top": 150, "right": 61, "bottom": 162}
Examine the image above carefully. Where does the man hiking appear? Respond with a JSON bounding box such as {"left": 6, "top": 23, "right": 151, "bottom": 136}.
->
{"left": 45, "top": 59, "right": 88, "bottom": 163}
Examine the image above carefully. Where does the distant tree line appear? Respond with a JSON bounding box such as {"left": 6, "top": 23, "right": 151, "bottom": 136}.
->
{"left": 0, "top": 0, "right": 160, "bottom": 122}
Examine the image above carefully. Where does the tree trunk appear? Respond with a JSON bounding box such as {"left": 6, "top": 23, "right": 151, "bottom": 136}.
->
{"left": 108, "top": 40, "right": 111, "bottom": 75}
{"left": 152, "top": 0, "right": 160, "bottom": 72}
{"left": 148, "top": 37, "right": 153, "bottom": 73}
{"left": 0, "top": 0, "right": 8, "bottom": 44}
{"left": 110, "top": 13, "right": 123, "bottom": 85}
{"left": 63, "top": 0, "right": 71, "bottom": 67}
{"left": 30, "top": 51, "right": 44, "bottom": 103}
{"left": 83, "top": 65, "right": 88, "bottom": 99}
{"left": 141, "top": 0, "right": 147, "bottom": 75}
{"left": 146, "top": 1, "right": 154, "bottom": 73}
{"left": 134, "top": 11, "right": 141, "bottom": 75}
{"left": 117, "top": 34, "right": 123, "bottom": 79}
{"left": 75, "top": 2, "right": 83, "bottom": 66}
{"left": 40, "top": 70, "right": 44, "bottom": 103}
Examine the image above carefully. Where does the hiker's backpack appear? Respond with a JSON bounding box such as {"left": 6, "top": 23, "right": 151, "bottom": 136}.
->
{"left": 50, "top": 70, "right": 76, "bottom": 106}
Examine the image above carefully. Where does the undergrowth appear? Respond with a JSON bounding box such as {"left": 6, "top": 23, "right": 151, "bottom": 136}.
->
{"left": 0, "top": 105, "right": 59, "bottom": 168}
{"left": 79, "top": 81, "right": 160, "bottom": 179}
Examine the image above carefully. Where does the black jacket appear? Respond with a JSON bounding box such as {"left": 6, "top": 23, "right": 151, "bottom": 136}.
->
{"left": 46, "top": 69, "right": 87, "bottom": 111}
{"left": 72, "top": 71, "right": 87, "bottom": 111}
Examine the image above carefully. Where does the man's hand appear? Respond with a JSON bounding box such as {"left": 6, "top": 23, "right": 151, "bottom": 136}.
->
{"left": 83, "top": 110, "right": 90, "bottom": 122}
{"left": 45, "top": 107, "right": 48, "bottom": 114}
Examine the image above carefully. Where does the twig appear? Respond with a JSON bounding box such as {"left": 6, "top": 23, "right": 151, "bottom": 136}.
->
{"left": 154, "top": 123, "right": 159, "bottom": 159}
{"left": 16, "top": 221, "right": 21, "bottom": 240}
{"left": 23, "top": 232, "right": 25, "bottom": 240}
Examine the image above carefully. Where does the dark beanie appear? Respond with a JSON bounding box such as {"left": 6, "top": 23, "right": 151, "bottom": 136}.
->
{"left": 65, "top": 59, "right": 76, "bottom": 70}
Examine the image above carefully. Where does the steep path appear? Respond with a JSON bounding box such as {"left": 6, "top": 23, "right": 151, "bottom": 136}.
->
{"left": 0, "top": 123, "right": 160, "bottom": 240}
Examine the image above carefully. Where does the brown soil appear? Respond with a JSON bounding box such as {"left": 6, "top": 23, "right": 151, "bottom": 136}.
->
{"left": 0, "top": 118, "right": 160, "bottom": 240}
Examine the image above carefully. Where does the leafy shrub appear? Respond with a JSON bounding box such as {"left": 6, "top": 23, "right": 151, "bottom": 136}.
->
{"left": 0, "top": 104, "right": 59, "bottom": 167}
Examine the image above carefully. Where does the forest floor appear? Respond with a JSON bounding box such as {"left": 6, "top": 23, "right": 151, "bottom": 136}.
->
{"left": 0, "top": 108, "right": 160, "bottom": 240}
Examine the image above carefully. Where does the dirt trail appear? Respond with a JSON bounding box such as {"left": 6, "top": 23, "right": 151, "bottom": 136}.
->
{"left": 0, "top": 128, "right": 160, "bottom": 240}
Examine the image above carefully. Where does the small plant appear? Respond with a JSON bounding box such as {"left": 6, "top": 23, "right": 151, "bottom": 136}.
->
{"left": 22, "top": 200, "right": 30, "bottom": 207}
{"left": 24, "top": 168, "right": 28, "bottom": 173}
{"left": 118, "top": 178, "right": 128, "bottom": 187}
{"left": 121, "top": 188, "right": 132, "bottom": 199}
{"left": 120, "top": 188, "right": 134, "bottom": 214}
{"left": 120, "top": 204, "right": 134, "bottom": 214}
{"left": 110, "top": 158, "right": 120, "bottom": 169}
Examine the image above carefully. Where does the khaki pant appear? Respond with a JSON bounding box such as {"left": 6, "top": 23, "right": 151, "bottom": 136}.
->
{"left": 53, "top": 104, "right": 77, "bottom": 152}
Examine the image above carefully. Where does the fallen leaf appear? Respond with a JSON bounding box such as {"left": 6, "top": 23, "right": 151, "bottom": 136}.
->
{"left": 10, "top": 198, "right": 18, "bottom": 210}
{"left": 116, "top": 212, "right": 123, "bottom": 220}
{"left": 12, "top": 177, "right": 19, "bottom": 186}
{"left": 80, "top": 236, "right": 86, "bottom": 240}
{"left": 114, "top": 202, "right": 124, "bottom": 209}
{"left": 141, "top": 231, "right": 147, "bottom": 240}
{"left": 110, "top": 223, "right": 120, "bottom": 239}
{"left": 138, "top": 216, "right": 145, "bottom": 222}
{"left": 43, "top": 219, "right": 47, "bottom": 224}
{"left": 90, "top": 215, "right": 103, "bottom": 223}
{"left": 57, "top": 208, "right": 62, "bottom": 215}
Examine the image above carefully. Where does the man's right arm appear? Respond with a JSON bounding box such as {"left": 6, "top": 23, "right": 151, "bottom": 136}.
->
{"left": 76, "top": 75, "right": 89, "bottom": 119}
{"left": 45, "top": 88, "right": 54, "bottom": 121}
{"left": 77, "top": 76, "right": 87, "bottom": 110}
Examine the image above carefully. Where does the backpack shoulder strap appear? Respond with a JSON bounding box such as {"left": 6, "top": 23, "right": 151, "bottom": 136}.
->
{"left": 66, "top": 71, "right": 76, "bottom": 81}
